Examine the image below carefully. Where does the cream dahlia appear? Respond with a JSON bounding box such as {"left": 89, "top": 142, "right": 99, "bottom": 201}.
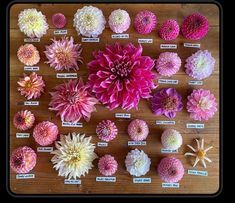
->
{"left": 17, "top": 44, "right": 40, "bottom": 66}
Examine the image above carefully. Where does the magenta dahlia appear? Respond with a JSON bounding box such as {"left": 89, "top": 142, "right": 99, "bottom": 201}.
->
{"left": 158, "top": 19, "right": 180, "bottom": 41}
{"left": 87, "top": 43, "right": 156, "bottom": 110}
{"left": 49, "top": 79, "right": 98, "bottom": 123}
{"left": 52, "top": 13, "right": 67, "bottom": 29}
{"left": 96, "top": 120, "right": 118, "bottom": 142}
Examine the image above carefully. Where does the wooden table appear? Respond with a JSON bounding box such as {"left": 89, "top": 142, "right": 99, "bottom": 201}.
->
{"left": 9, "top": 3, "right": 220, "bottom": 195}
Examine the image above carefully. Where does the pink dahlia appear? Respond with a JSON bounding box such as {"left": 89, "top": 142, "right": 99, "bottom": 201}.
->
{"left": 33, "top": 121, "right": 59, "bottom": 146}
{"left": 98, "top": 155, "right": 118, "bottom": 176}
{"left": 87, "top": 43, "right": 156, "bottom": 110}
{"left": 96, "top": 120, "right": 118, "bottom": 142}
{"left": 134, "top": 10, "right": 157, "bottom": 34}
{"left": 13, "top": 110, "right": 35, "bottom": 131}
{"left": 49, "top": 79, "right": 98, "bottom": 123}
{"left": 44, "top": 36, "right": 82, "bottom": 71}
{"left": 158, "top": 19, "right": 180, "bottom": 41}
{"left": 10, "top": 146, "right": 37, "bottom": 174}
{"left": 17, "top": 44, "right": 40, "bottom": 66}
{"left": 181, "top": 13, "right": 209, "bottom": 40}
{"left": 157, "top": 157, "right": 184, "bottom": 183}
{"left": 151, "top": 88, "right": 183, "bottom": 118}
{"left": 127, "top": 119, "right": 149, "bottom": 141}
{"left": 187, "top": 89, "right": 217, "bottom": 121}
{"left": 52, "top": 13, "right": 67, "bottom": 29}
{"left": 155, "top": 52, "right": 181, "bottom": 77}
{"left": 17, "top": 72, "right": 45, "bottom": 100}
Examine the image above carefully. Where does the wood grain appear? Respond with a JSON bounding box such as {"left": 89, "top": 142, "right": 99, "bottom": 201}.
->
{"left": 9, "top": 3, "right": 220, "bottom": 195}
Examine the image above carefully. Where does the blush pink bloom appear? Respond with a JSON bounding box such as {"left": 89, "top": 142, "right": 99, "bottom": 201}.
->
{"left": 98, "top": 155, "right": 118, "bottom": 176}
{"left": 158, "top": 19, "right": 180, "bottom": 41}
{"left": 96, "top": 120, "right": 118, "bottom": 142}
{"left": 128, "top": 119, "right": 149, "bottom": 141}
{"left": 13, "top": 110, "right": 35, "bottom": 131}
{"left": 52, "top": 13, "right": 67, "bottom": 29}
{"left": 17, "top": 44, "right": 40, "bottom": 66}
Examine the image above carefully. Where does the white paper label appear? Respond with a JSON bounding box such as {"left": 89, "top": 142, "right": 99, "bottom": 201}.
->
{"left": 133, "top": 178, "right": 151, "bottom": 183}
{"left": 16, "top": 174, "right": 35, "bottom": 179}
{"left": 158, "top": 79, "right": 178, "bottom": 84}
{"left": 16, "top": 133, "right": 30, "bottom": 138}
{"left": 97, "top": 142, "right": 108, "bottom": 147}
{"left": 156, "top": 120, "right": 175, "bottom": 125}
{"left": 56, "top": 73, "right": 77, "bottom": 78}
{"left": 160, "top": 44, "right": 177, "bottom": 49}
{"left": 64, "top": 179, "right": 81, "bottom": 184}
{"left": 82, "top": 38, "right": 99, "bottom": 42}
{"left": 188, "top": 80, "right": 203, "bottom": 85}
{"left": 24, "top": 38, "right": 40, "bottom": 42}
{"left": 184, "top": 43, "right": 200, "bottom": 48}
{"left": 162, "top": 183, "right": 179, "bottom": 188}
{"left": 62, "top": 121, "right": 83, "bottom": 127}
{"left": 188, "top": 169, "right": 208, "bottom": 176}
{"left": 115, "top": 113, "right": 131, "bottom": 118}
{"left": 54, "top": 30, "right": 68, "bottom": 35}
{"left": 128, "top": 141, "right": 146, "bottom": 146}
{"left": 96, "top": 177, "right": 116, "bottom": 182}
{"left": 24, "top": 101, "right": 39, "bottom": 106}
{"left": 138, "top": 38, "right": 153, "bottom": 43}
{"left": 161, "top": 148, "right": 178, "bottom": 153}
{"left": 37, "top": 147, "right": 53, "bottom": 152}
{"left": 24, "top": 66, "right": 39, "bottom": 71}
{"left": 186, "top": 123, "right": 205, "bottom": 129}
{"left": 112, "top": 34, "right": 129, "bottom": 39}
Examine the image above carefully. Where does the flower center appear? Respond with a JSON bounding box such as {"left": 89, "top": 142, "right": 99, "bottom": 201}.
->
{"left": 66, "top": 91, "right": 79, "bottom": 104}
{"left": 168, "top": 167, "right": 176, "bottom": 176}
{"left": 25, "top": 81, "right": 33, "bottom": 89}
{"left": 134, "top": 159, "right": 144, "bottom": 168}
{"left": 162, "top": 97, "right": 178, "bottom": 110}
{"left": 83, "top": 14, "right": 98, "bottom": 29}
{"left": 197, "top": 149, "right": 206, "bottom": 159}
{"left": 111, "top": 59, "right": 132, "bottom": 78}
{"left": 16, "top": 115, "right": 25, "bottom": 125}
{"left": 114, "top": 14, "right": 124, "bottom": 24}
{"left": 55, "top": 51, "right": 71, "bottom": 66}
{"left": 199, "top": 98, "right": 212, "bottom": 110}
{"left": 22, "top": 48, "right": 33, "bottom": 59}
{"left": 67, "top": 148, "right": 81, "bottom": 164}
{"left": 142, "top": 16, "right": 150, "bottom": 25}
{"left": 14, "top": 156, "right": 23, "bottom": 167}
{"left": 101, "top": 127, "right": 111, "bottom": 137}
{"left": 194, "top": 19, "right": 202, "bottom": 28}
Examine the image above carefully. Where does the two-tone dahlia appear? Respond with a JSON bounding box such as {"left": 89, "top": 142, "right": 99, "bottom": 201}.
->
{"left": 49, "top": 79, "right": 98, "bottom": 123}
{"left": 98, "top": 155, "right": 118, "bottom": 176}
{"left": 52, "top": 13, "right": 67, "bottom": 29}
{"left": 87, "top": 43, "right": 156, "bottom": 110}
{"left": 158, "top": 19, "right": 180, "bottom": 41}
{"left": 127, "top": 119, "right": 149, "bottom": 141}
{"left": 96, "top": 120, "right": 118, "bottom": 142}
{"left": 17, "top": 44, "right": 40, "bottom": 66}
{"left": 13, "top": 110, "right": 35, "bottom": 131}
{"left": 18, "top": 8, "right": 48, "bottom": 38}
{"left": 44, "top": 37, "right": 82, "bottom": 71}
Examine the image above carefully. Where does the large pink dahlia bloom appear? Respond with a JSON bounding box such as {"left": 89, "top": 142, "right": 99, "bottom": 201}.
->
{"left": 49, "top": 79, "right": 98, "bottom": 123}
{"left": 87, "top": 43, "right": 156, "bottom": 110}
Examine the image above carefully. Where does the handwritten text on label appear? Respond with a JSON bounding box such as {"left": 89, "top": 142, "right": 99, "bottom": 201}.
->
{"left": 158, "top": 79, "right": 178, "bottom": 84}
{"left": 16, "top": 174, "right": 35, "bottom": 179}
{"left": 96, "top": 177, "right": 116, "bottom": 182}
{"left": 156, "top": 121, "right": 175, "bottom": 125}
{"left": 16, "top": 133, "right": 30, "bottom": 138}
{"left": 37, "top": 147, "right": 53, "bottom": 152}
{"left": 82, "top": 38, "right": 99, "bottom": 42}
{"left": 64, "top": 179, "right": 81, "bottom": 184}
{"left": 128, "top": 141, "right": 146, "bottom": 146}
{"left": 24, "top": 38, "right": 40, "bottom": 42}
{"left": 188, "top": 80, "right": 203, "bottom": 85}
{"left": 62, "top": 122, "right": 83, "bottom": 127}
{"left": 162, "top": 183, "right": 179, "bottom": 188}
{"left": 24, "top": 101, "right": 39, "bottom": 106}
{"left": 161, "top": 148, "right": 178, "bottom": 153}
{"left": 115, "top": 113, "right": 131, "bottom": 118}
{"left": 54, "top": 30, "right": 68, "bottom": 35}
{"left": 186, "top": 123, "right": 204, "bottom": 129}
{"left": 188, "top": 170, "right": 208, "bottom": 176}
{"left": 133, "top": 178, "right": 151, "bottom": 183}
{"left": 97, "top": 142, "right": 108, "bottom": 147}
{"left": 184, "top": 43, "right": 200, "bottom": 48}
{"left": 56, "top": 73, "right": 77, "bottom": 78}
{"left": 24, "top": 66, "right": 39, "bottom": 71}
{"left": 138, "top": 39, "right": 153, "bottom": 43}
{"left": 111, "top": 34, "right": 129, "bottom": 39}
{"left": 160, "top": 44, "right": 177, "bottom": 49}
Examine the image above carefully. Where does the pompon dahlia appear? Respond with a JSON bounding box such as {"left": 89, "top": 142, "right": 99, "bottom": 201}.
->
{"left": 33, "top": 121, "right": 59, "bottom": 146}
{"left": 49, "top": 79, "right": 98, "bottom": 123}
{"left": 18, "top": 8, "right": 48, "bottom": 38}
{"left": 185, "top": 50, "right": 215, "bottom": 80}
{"left": 151, "top": 88, "right": 183, "bottom": 118}
{"left": 155, "top": 52, "right": 181, "bottom": 77}
{"left": 108, "top": 9, "right": 131, "bottom": 33}
{"left": 52, "top": 13, "right": 67, "bottom": 29}
{"left": 17, "top": 44, "right": 40, "bottom": 66}
{"left": 87, "top": 43, "right": 156, "bottom": 110}
{"left": 127, "top": 119, "right": 149, "bottom": 141}
{"left": 125, "top": 149, "right": 151, "bottom": 177}
{"left": 73, "top": 6, "right": 106, "bottom": 37}
{"left": 51, "top": 133, "right": 98, "bottom": 179}
{"left": 17, "top": 72, "right": 45, "bottom": 100}
{"left": 96, "top": 120, "right": 118, "bottom": 142}
{"left": 161, "top": 129, "right": 182, "bottom": 150}
{"left": 13, "top": 110, "right": 35, "bottom": 131}
{"left": 10, "top": 146, "right": 37, "bottom": 173}
{"left": 44, "top": 36, "right": 82, "bottom": 71}
{"left": 187, "top": 89, "right": 217, "bottom": 121}
{"left": 181, "top": 13, "right": 209, "bottom": 40}
{"left": 98, "top": 155, "right": 118, "bottom": 176}
{"left": 158, "top": 19, "right": 180, "bottom": 41}
{"left": 134, "top": 10, "right": 157, "bottom": 34}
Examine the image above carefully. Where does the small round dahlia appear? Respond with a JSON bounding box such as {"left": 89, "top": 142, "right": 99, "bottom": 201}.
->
{"left": 17, "top": 72, "right": 45, "bottom": 100}
{"left": 157, "top": 157, "right": 184, "bottom": 183}
{"left": 125, "top": 149, "right": 151, "bottom": 177}
{"left": 127, "top": 119, "right": 149, "bottom": 141}
{"left": 161, "top": 129, "right": 182, "bottom": 150}
{"left": 187, "top": 89, "right": 217, "bottom": 121}
{"left": 33, "top": 121, "right": 59, "bottom": 146}
{"left": 52, "top": 13, "right": 67, "bottom": 29}
{"left": 98, "top": 155, "right": 118, "bottom": 176}
{"left": 96, "top": 120, "right": 118, "bottom": 142}
{"left": 17, "top": 44, "right": 40, "bottom": 66}
{"left": 49, "top": 79, "right": 98, "bottom": 123}
{"left": 108, "top": 9, "right": 131, "bottom": 33}
{"left": 44, "top": 36, "right": 82, "bottom": 71}
{"left": 158, "top": 19, "right": 180, "bottom": 41}
{"left": 13, "top": 110, "right": 35, "bottom": 131}
{"left": 151, "top": 88, "right": 183, "bottom": 118}
{"left": 185, "top": 50, "right": 215, "bottom": 80}
{"left": 18, "top": 8, "right": 48, "bottom": 38}
{"left": 155, "top": 52, "right": 181, "bottom": 77}
{"left": 10, "top": 146, "right": 37, "bottom": 173}
{"left": 181, "top": 13, "right": 209, "bottom": 40}
{"left": 134, "top": 10, "right": 157, "bottom": 34}
{"left": 73, "top": 6, "right": 106, "bottom": 37}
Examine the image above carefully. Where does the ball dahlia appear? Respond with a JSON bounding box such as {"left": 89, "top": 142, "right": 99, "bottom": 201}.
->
{"left": 13, "top": 110, "right": 35, "bottom": 131}
{"left": 87, "top": 42, "right": 156, "bottom": 110}
{"left": 17, "top": 44, "right": 40, "bottom": 66}
{"left": 158, "top": 19, "right": 180, "bottom": 41}
{"left": 161, "top": 129, "right": 182, "bottom": 150}
{"left": 127, "top": 119, "right": 149, "bottom": 141}
{"left": 52, "top": 13, "right": 67, "bottom": 29}
{"left": 49, "top": 79, "right": 98, "bottom": 123}
{"left": 96, "top": 120, "right": 118, "bottom": 142}
{"left": 98, "top": 155, "right": 118, "bottom": 176}
{"left": 187, "top": 89, "right": 217, "bottom": 121}
{"left": 44, "top": 36, "right": 82, "bottom": 71}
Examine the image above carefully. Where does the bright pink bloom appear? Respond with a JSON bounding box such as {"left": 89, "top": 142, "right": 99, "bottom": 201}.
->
{"left": 52, "top": 13, "right": 67, "bottom": 29}
{"left": 158, "top": 19, "right": 179, "bottom": 41}
{"left": 96, "top": 120, "right": 118, "bottom": 142}
{"left": 98, "top": 155, "right": 118, "bottom": 176}
{"left": 13, "top": 110, "right": 35, "bottom": 131}
{"left": 128, "top": 119, "right": 149, "bottom": 141}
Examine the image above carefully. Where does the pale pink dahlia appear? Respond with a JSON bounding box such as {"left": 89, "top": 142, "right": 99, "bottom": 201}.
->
{"left": 98, "top": 155, "right": 118, "bottom": 176}
{"left": 134, "top": 10, "right": 157, "bottom": 34}
{"left": 13, "top": 110, "right": 35, "bottom": 131}
{"left": 128, "top": 119, "right": 149, "bottom": 141}
{"left": 49, "top": 79, "right": 98, "bottom": 123}
{"left": 158, "top": 19, "right": 180, "bottom": 41}
{"left": 44, "top": 36, "right": 82, "bottom": 71}
{"left": 17, "top": 44, "right": 40, "bottom": 66}
{"left": 17, "top": 72, "right": 45, "bottom": 100}
{"left": 52, "top": 13, "right": 67, "bottom": 29}
{"left": 151, "top": 88, "right": 183, "bottom": 118}
{"left": 156, "top": 52, "right": 181, "bottom": 77}
{"left": 87, "top": 43, "right": 156, "bottom": 110}
{"left": 187, "top": 89, "right": 217, "bottom": 121}
{"left": 96, "top": 120, "right": 118, "bottom": 142}
{"left": 157, "top": 157, "right": 184, "bottom": 183}
{"left": 181, "top": 13, "right": 209, "bottom": 40}
{"left": 10, "top": 146, "right": 37, "bottom": 174}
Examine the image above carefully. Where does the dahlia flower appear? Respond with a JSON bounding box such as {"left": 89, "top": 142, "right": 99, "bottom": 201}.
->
{"left": 161, "top": 129, "right": 182, "bottom": 150}
{"left": 52, "top": 13, "right": 67, "bottom": 29}
{"left": 98, "top": 155, "right": 118, "bottom": 176}
{"left": 96, "top": 120, "right": 118, "bottom": 142}
{"left": 127, "top": 119, "right": 149, "bottom": 141}
{"left": 17, "top": 72, "right": 45, "bottom": 100}
{"left": 51, "top": 133, "right": 98, "bottom": 179}
{"left": 151, "top": 88, "right": 183, "bottom": 118}
{"left": 187, "top": 89, "right": 217, "bottom": 121}
{"left": 44, "top": 36, "right": 82, "bottom": 71}
{"left": 17, "top": 44, "right": 40, "bottom": 66}
{"left": 18, "top": 8, "right": 48, "bottom": 38}
{"left": 73, "top": 6, "right": 106, "bottom": 37}
{"left": 49, "top": 79, "right": 98, "bottom": 123}
{"left": 13, "top": 110, "right": 35, "bottom": 131}
{"left": 87, "top": 43, "right": 156, "bottom": 110}
{"left": 158, "top": 19, "right": 180, "bottom": 41}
